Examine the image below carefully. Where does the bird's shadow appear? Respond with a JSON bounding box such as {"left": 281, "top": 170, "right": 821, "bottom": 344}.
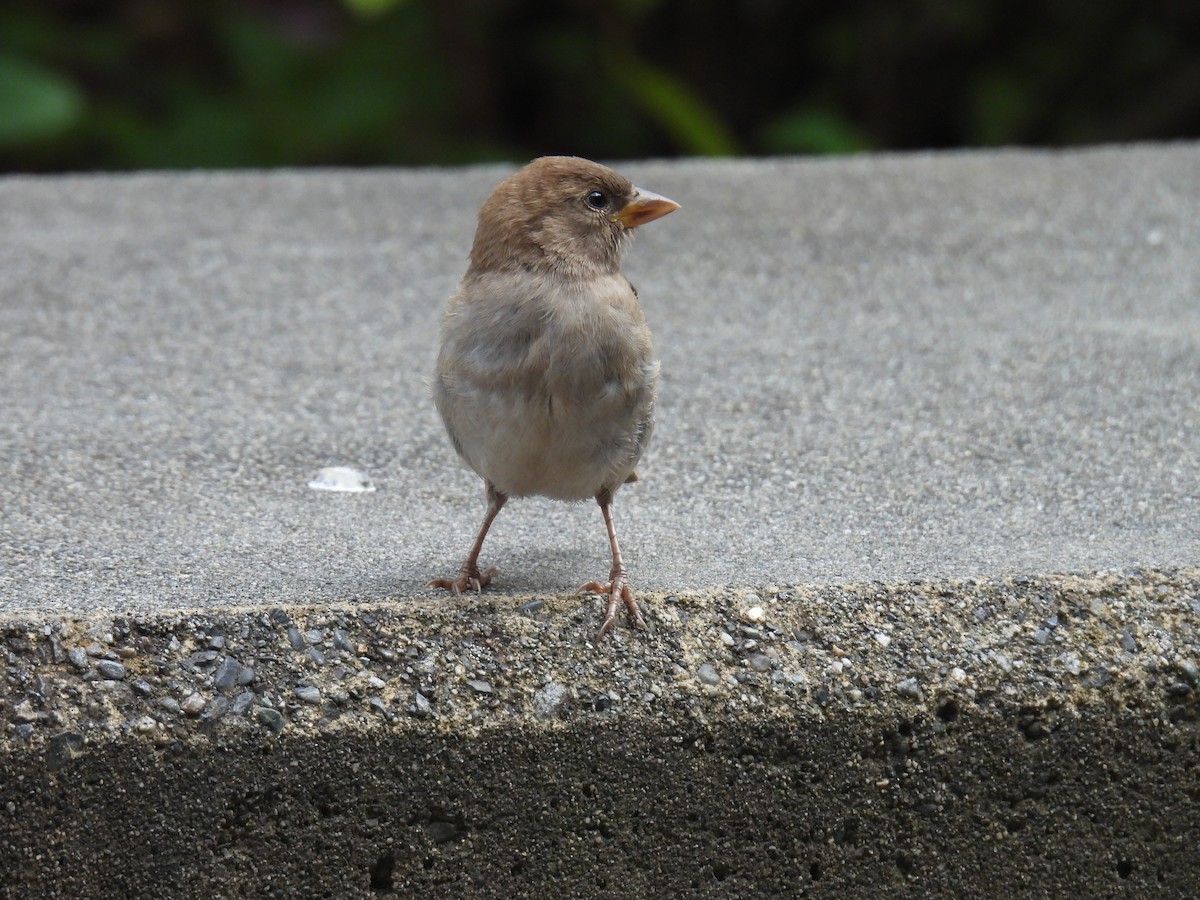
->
{"left": 411, "top": 543, "right": 604, "bottom": 598}
{"left": 480, "top": 545, "right": 605, "bottom": 595}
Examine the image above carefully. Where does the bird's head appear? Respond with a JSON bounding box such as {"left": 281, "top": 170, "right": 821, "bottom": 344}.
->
{"left": 468, "top": 156, "right": 679, "bottom": 278}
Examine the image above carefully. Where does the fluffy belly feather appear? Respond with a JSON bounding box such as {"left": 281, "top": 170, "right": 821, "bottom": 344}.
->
{"left": 439, "top": 374, "right": 653, "bottom": 500}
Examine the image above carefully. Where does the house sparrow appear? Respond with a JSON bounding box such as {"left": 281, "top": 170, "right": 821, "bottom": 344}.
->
{"left": 429, "top": 156, "right": 679, "bottom": 639}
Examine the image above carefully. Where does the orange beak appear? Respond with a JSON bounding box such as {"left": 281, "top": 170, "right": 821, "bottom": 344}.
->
{"left": 614, "top": 187, "right": 680, "bottom": 228}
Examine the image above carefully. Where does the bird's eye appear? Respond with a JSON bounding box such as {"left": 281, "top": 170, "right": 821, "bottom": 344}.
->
{"left": 584, "top": 190, "right": 609, "bottom": 211}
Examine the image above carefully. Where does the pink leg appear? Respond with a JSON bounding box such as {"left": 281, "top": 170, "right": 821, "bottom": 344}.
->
{"left": 579, "top": 489, "right": 647, "bottom": 639}
{"left": 429, "top": 482, "right": 507, "bottom": 595}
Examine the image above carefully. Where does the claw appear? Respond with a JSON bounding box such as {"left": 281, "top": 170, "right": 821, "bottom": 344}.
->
{"left": 581, "top": 574, "right": 646, "bottom": 640}
{"left": 429, "top": 566, "right": 497, "bottom": 596}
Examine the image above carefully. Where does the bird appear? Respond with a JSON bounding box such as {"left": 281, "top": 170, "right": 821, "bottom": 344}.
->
{"left": 428, "top": 155, "right": 679, "bottom": 639}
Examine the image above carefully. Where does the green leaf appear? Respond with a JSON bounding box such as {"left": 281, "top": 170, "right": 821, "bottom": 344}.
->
{"left": 760, "top": 106, "right": 870, "bottom": 155}
{"left": 0, "top": 54, "right": 83, "bottom": 144}
{"left": 970, "top": 72, "right": 1032, "bottom": 146}
{"left": 617, "top": 60, "right": 740, "bottom": 157}
{"left": 343, "top": 0, "right": 408, "bottom": 18}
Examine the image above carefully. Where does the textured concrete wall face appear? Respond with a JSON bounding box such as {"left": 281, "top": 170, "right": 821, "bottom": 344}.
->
{"left": 3, "top": 573, "right": 1198, "bottom": 897}
{"left": 2, "top": 146, "right": 1199, "bottom": 896}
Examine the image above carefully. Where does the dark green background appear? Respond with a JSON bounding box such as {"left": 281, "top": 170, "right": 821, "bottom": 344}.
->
{"left": 2, "top": 0, "right": 1198, "bottom": 172}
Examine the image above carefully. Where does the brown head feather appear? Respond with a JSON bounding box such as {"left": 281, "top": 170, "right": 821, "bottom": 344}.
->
{"left": 468, "top": 156, "right": 638, "bottom": 278}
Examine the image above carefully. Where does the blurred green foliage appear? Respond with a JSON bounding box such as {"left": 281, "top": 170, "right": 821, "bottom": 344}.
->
{"left": 0, "top": 0, "right": 1197, "bottom": 171}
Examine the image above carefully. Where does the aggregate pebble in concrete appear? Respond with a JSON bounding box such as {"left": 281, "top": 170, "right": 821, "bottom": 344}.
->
{"left": 2, "top": 570, "right": 1198, "bottom": 897}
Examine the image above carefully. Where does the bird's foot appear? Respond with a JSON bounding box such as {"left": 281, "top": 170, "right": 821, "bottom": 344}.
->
{"left": 579, "top": 573, "right": 647, "bottom": 640}
{"left": 428, "top": 565, "right": 497, "bottom": 596}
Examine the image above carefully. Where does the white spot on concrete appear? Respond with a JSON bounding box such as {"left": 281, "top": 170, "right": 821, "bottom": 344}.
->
{"left": 308, "top": 466, "right": 376, "bottom": 493}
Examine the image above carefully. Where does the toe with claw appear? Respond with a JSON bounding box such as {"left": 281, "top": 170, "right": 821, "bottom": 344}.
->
{"left": 428, "top": 565, "right": 497, "bottom": 596}
{"left": 580, "top": 569, "right": 647, "bottom": 640}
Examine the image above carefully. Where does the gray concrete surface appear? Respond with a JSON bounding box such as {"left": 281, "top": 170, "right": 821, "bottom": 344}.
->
{"left": 2, "top": 145, "right": 1199, "bottom": 897}
{"left": 2, "top": 145, "right": 1197, "bottom": 613}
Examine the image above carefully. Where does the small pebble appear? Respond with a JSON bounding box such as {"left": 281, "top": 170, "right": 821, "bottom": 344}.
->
{"left": 286, "top": 627, "right": 305, "bottom": 650}
{"left": 186, "top": 650, "right": 219, "bottom": 668}
{"left": 697, "top": 663, "right": 721, "bottom": 686}
{"left": 467, "top": 679, "right": 494, "bottom": 694}
{"left": 410, "top": 692, "right": 434, "bottom": 718}
{"left": 533, "top": 682, "right": 569, "bottom": 718}
{"left": 67, "top": 648, "right": 88, "bottom": 670}
{"left": 332, "top": 630, "right": 355, "bottom": 653}
{"left": 426, "top": 821, "right": 459, "bottom": 844}
{"left": 205, "top": 696, "right": 230, "bottom": 721}
{"left": 254, "top": 706, "right": 286, "bottom": 732}
{"left": 231, "top": 692, "right": 257, "bottom": 716}
{"left": 747, "top": 653, "right": 773, "bottom": 673}
{"left": 95, "top": 659, "right": 126, "bottom": 680}
{"left": 1179, "top": 659, "right": 1200, "bottom": 685}
{"left": 874, "top": 633, "right": 891, "bottom": 648}
{"left": 12, "top": 700, "right": 37, "bottom": 723}
{"left": 295, "top": 685, "right": 322, "bottom": 705}
{"left": 896, "top": 677, "right": 923, "bottom": 701}
{"left": 367, "top": 675, "right": 386, "bottom": 689}
{"left": 367, "top": 696, "right": 389, "bottom": 716}
{"left": 743, "top": 605, "right": 766, "bottom": 623}
{"left": 517, "top": 599, "right": 545, "bottom": 615}
{"left": 135, "top": 716, "right": 157, "bottom": 734}
{"left": 213, "top": 657, "right": 242, "bottom": 692}
{"left": 180, "top": 693, "right": 206, "bottom": 716}
{"left": 46, "top": 732, "right": 85, "bottom": 772}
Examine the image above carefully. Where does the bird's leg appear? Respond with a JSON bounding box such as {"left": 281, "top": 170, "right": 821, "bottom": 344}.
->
{"left": 579, "top": 488, "right": 647, "bottom": 639}
{"left": 429, "top": 482, "right": 508, "bottom": 595}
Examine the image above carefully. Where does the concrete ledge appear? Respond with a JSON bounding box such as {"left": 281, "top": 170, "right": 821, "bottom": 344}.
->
{"left": 3, "top": 146, "right": 1200, "bottom": 896}
{"left": 3, "top": 570, "right": 1199, "bottom": 896}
